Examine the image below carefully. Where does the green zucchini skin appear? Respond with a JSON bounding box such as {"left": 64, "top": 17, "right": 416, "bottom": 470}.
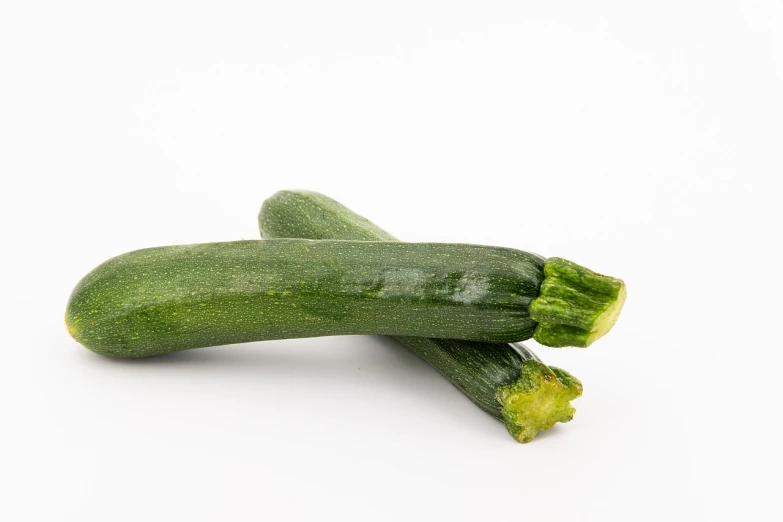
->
{"left": 259, "top": 190, "right": 583, "bottom": 442}
{"left": 66, "top": 239, "right": 545, "bottom": 358}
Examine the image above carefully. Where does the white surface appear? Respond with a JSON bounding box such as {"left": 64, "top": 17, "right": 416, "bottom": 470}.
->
{"left": 1, "top": 1, "right": 781, "bottom": 520}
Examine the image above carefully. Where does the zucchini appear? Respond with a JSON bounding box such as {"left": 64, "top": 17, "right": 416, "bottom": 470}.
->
{"left": 258, "top": 190, "right": 585, "bottom": 442}
{"left": 260, "top": 195, "right": 626, "bottom": 348}
{"left": 66, "top": 236, "right": 624, "bottom": 358}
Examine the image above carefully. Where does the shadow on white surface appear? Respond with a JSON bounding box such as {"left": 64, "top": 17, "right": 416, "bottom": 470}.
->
{"left": 74, "top": 335, "right": 437, "bottom": 377}
{"left": 67, "top": 334, "right": 512, "bottom": 441}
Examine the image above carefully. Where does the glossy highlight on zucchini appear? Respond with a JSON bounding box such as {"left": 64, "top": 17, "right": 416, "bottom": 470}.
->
{"left": 259, "top": 190, "right": 585, "bottom": 442}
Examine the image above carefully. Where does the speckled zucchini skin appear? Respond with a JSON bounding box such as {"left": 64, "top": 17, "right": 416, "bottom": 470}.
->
{"left": 66, "top": 239, "right": 544, "bottom": 358}
{"left": 258, "top": 191, "right": 582, "bottom": 435}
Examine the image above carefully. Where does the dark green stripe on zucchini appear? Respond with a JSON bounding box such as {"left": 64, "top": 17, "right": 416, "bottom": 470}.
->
{"left": 258, "top": 190, "right": 585, "bottom": 442}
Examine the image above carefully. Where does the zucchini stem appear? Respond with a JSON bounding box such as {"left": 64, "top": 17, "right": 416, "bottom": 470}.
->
{"left": 497, "top": 357, "right": 583, "bottom": 443}
{"left": 530, "top": 257, "right": 626, "bottom": 348}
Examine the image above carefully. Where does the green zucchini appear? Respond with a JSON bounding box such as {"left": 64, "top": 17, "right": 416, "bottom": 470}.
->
{"left": 66, "top": 235, "right": 624, "bottom": 359}
{"left": 258, "top": 190, "right": 586, "bottom": 442}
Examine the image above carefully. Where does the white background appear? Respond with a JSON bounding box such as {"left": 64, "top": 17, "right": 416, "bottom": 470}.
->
{"left": 1, "top": 1, "right": 781, "bottom": 520}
